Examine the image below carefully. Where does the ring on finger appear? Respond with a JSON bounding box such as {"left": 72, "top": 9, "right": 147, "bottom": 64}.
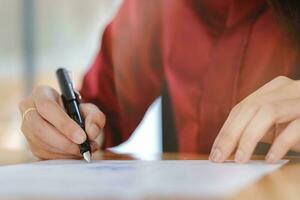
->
{"left": 22, "top": 107, "right": 37, "bottom": 121}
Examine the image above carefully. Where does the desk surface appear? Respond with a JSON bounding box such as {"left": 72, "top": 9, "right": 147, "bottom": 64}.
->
{"left": 1, "top": 149, "right": 299, "bottom": 200}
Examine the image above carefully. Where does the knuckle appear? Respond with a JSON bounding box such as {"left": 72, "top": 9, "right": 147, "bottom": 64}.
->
{"left": 36, "top": 99, "right": 54, "bottom": 116}
{"left": 273, "top": 76, "right": 291, "bottom": 83}
{"left": 94, "top": 112, "right": 106, "bottom": 128}
{"left": 260, "top": 103, "right": 276, "bottom": 119}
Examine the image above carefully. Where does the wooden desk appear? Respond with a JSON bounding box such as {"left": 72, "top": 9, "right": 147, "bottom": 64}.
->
{"left": 0, "top": 149, "right": 299, "bottom": 200}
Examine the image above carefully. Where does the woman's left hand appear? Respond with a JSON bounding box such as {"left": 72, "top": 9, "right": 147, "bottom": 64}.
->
{"left": 209, "top": 76, "right": 300, "bottom": 163}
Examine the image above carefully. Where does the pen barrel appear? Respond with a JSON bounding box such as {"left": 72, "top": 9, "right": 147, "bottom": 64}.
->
{"left": 62, "top": 98, "right": 91, "bottom": 155}
{"left": 63, "top": 99, "right": 84, "bottom": 126}
{"left": 56, "top": 68, "right": 76, "bottom": 101}
{"left": 56, "top": 68, "right": 91, "bottom": 155}
{"left": 79, "top": 141, "right": 91, "bottom": 155}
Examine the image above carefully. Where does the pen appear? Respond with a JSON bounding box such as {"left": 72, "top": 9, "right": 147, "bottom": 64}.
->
{"left": 56, "top": 68, "right": 91, "bottom": 162}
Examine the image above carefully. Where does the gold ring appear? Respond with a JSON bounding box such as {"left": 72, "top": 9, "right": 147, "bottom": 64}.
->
{"left": 22, "top": 107, "right": 37, "bottom": 121}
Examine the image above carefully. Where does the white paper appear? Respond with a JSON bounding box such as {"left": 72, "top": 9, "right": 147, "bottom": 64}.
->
{"left": 0, "top": 159, "right": 287, "bottom": 200}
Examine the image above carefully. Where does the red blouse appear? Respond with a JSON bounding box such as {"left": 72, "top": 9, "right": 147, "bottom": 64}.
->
{"left": 80, "top": 0, "right": 299, "bottom": 153}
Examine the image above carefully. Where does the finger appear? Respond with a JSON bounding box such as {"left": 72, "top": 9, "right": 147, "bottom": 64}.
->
{"left": 30, "top": 143, "right": 81, "bottom": 160}
{"left": 25, "top": 119, "right": 98, "bottom": 157}
{"left": 236, "top": 97, "right": 300, "bottom": 163}
{"left": 23, "top": 110, "right": 81, "bottom": 156}
{"left": 80, "top": 103, "right": 106, "bottom": 140}
{"left": 266, "top": 119, "right": 300, "bottom": 163}
{"left": 20, "top": 95, "right": 71, "bottom": 155}
{"left": 32, "top": 87, "right": 86, "bottom": 144}
{"left": 210, "top": 104, "right": 241, "bottom": 155}
{"left": 234, "top": 105, "right": 276, "bottom": 163}
{"left": 209, "top": 77, "right": 292, "bottom": 163}
{"left": 269, "top": 99, "right": 300, "bottom": 123}
{"left": 210, "top": 104, "right": 259, "bottom": 163}
{"left": 20, "top": 96, "right": 61, "bottom": 154}
{"left": 22, "top": 122, "right": 65, "bottom": 155}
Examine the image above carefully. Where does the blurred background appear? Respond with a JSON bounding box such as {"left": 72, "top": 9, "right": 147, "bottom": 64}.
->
{"left": 0, "top": 0, "right": 161, "bottom": 155}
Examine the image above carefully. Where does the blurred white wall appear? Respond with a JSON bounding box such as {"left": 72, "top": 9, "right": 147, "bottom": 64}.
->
{"left": 34, "top": 0, "right": 122, "bottom": 76}
{"left": 0, "top": 0, "right": 23, "bottom": 76}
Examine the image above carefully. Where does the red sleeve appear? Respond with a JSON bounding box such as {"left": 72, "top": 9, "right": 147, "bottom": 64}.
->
{"left": 80, "top": 0, "right": 163, "bottom": 148}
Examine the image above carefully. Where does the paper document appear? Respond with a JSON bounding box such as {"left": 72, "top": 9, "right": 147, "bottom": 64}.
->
{"left": 0, "top": 159, "right": 287, "bottom": 200}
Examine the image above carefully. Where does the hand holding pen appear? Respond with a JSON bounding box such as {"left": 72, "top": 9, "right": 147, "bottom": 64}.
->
{"left": 56, "top": 68, "right": 92, "bottom": 162}
{"left": 19, "top": 69, "right": 106, "bottom": 161}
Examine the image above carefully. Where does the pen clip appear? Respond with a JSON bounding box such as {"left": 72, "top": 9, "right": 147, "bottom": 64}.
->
{"left": 67, "top": 70, "right": 75, "bottom": 89}
{"left": 74, "top": 90, "right": 82, "bottom": 102}
{"left": 66, "top": 70, "right": 82, "bottom": 102}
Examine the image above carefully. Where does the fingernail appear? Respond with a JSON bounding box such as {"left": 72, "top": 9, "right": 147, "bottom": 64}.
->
{"left": 211, "top": 148, "right": 222, "bottom": 162}
{"left": 72, "top": 131, "right": 86, "bottom": 144}
{"left": 235, "top": 149, "right": 245, "bottom": 163}
{"left": 266, "top": 153, "right": 275, "bottom": 163}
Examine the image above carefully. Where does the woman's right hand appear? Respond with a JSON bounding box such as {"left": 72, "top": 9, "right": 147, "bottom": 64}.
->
{"left": 19, "top": 85, "right": 106, "bottom": 160}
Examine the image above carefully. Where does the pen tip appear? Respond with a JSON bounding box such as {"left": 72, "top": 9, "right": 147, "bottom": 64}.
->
{"left": 83, "top": 151, "right": 91, "bottom": 163}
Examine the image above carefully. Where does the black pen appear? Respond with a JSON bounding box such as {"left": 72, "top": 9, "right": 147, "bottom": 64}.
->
{"left": 56, "top": 68, "right": 91, "bottom": 162}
